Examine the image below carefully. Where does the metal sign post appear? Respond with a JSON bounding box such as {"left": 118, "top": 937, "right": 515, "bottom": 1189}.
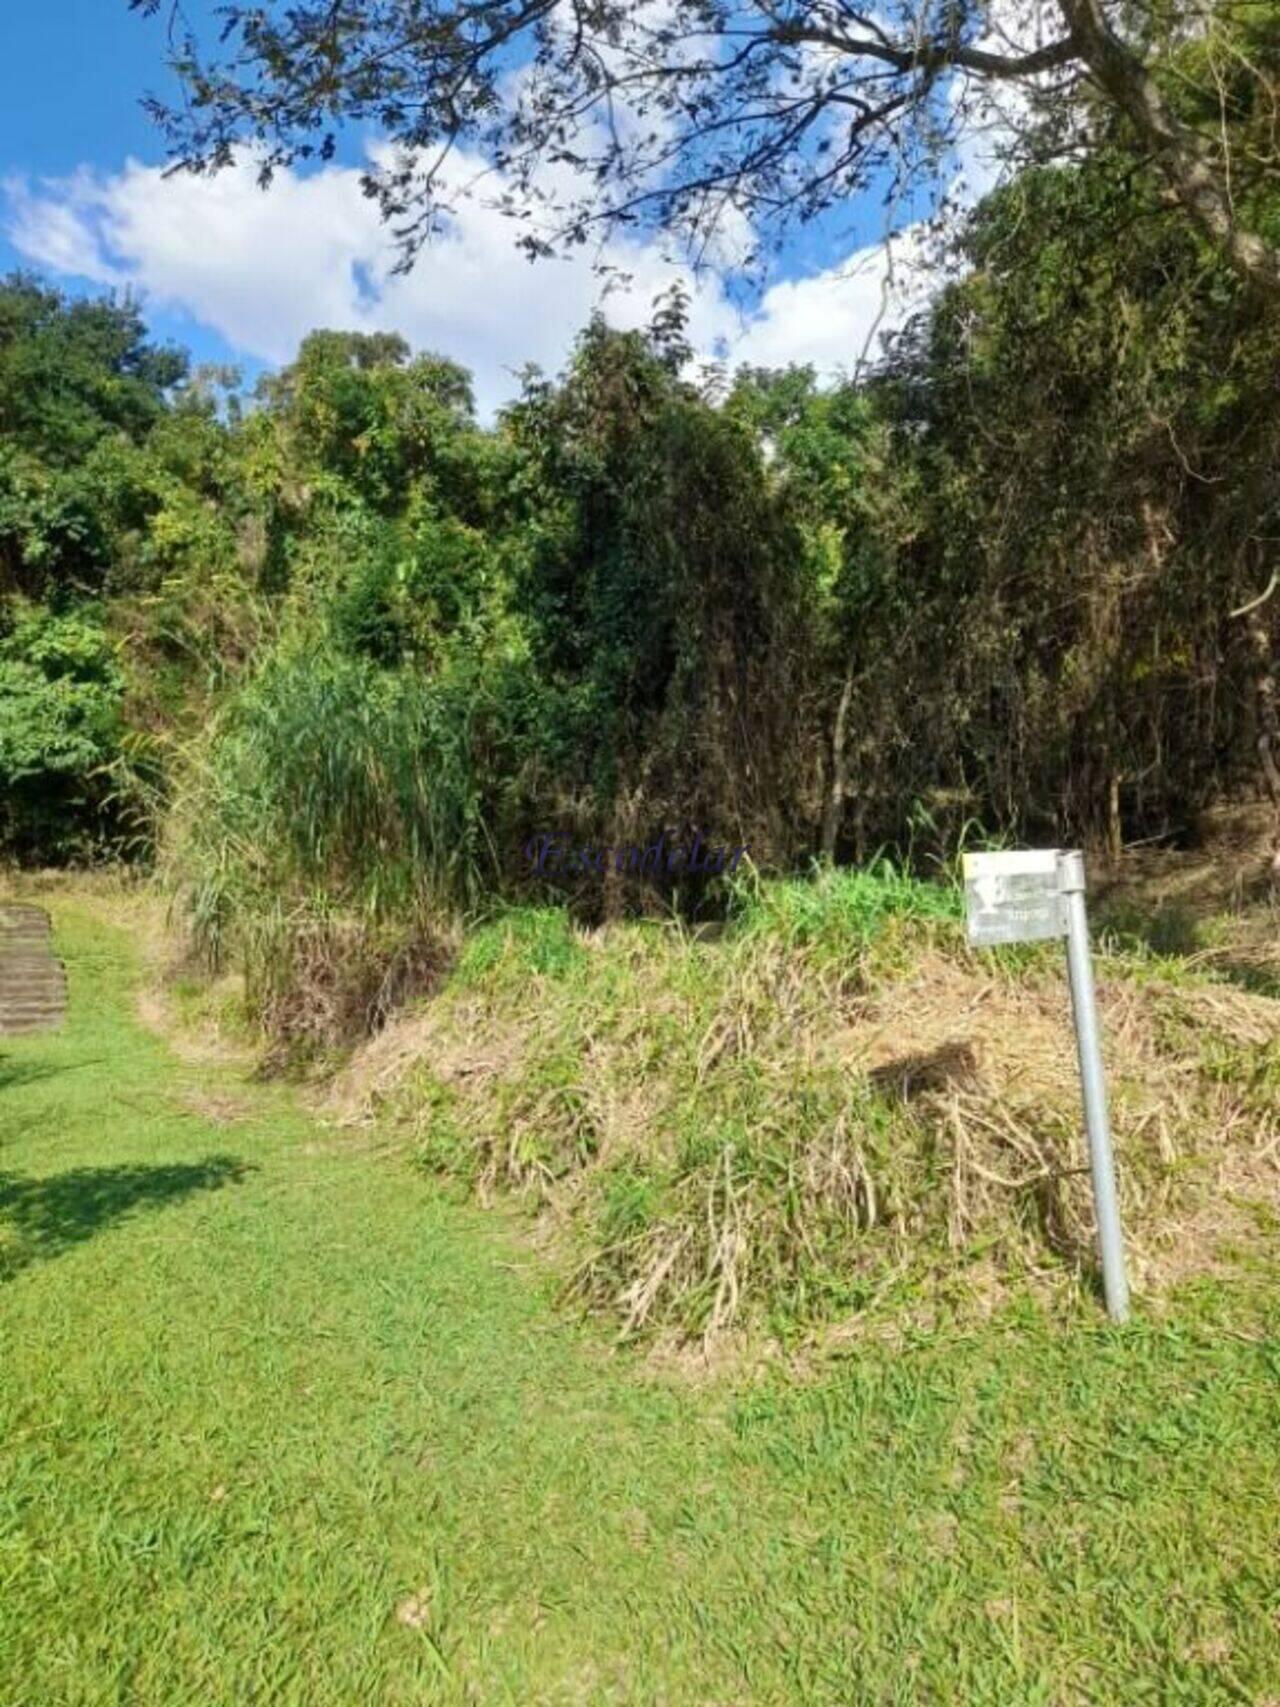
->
{"left": 1056, "top": 852, "right": 1130, "bottom": 1323}
{"left": 962, "top": 849, "right": 1131, "bottom": 1323}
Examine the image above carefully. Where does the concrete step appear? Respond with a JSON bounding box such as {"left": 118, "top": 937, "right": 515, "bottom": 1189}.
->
{"left": 0, "top": 906, "right": 64, "bottom": 1033}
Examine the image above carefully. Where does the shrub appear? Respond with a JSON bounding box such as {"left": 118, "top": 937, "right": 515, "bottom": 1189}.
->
{"left": 0, "top": 603, "right": 124, "bottom": 859}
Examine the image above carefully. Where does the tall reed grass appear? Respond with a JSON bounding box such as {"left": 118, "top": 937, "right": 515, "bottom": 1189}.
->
{"left": 165, "top": 641, "right": 486, "bottom": 1042}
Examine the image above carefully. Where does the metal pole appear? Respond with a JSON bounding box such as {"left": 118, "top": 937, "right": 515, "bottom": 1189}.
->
{"left": 1057, "top": 851, "right": 1130, "bottom": 1323}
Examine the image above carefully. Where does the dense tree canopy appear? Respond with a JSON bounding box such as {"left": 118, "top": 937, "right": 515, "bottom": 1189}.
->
{"left": 0, "top": 107, "right": 1276, "bottom": 933}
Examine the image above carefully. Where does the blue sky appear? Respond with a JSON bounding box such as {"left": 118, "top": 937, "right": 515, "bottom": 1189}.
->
{"left": 0, "top": 3, "right": 971, "bottom": 413}
{"left": 2, "top": 1, "right": 467, "bottom": 345}
{"left": 0, "top": 1, "right": 255, "bottom": 368}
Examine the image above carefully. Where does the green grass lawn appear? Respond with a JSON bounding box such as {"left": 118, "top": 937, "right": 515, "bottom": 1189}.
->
{"left": 2, "top": 894, "right": 1279, "bottom": 1705}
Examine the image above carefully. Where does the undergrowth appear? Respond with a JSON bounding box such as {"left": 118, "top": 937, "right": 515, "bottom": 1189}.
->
{"left": 334, "top": 864, "right": 1280, "bottom": 1347}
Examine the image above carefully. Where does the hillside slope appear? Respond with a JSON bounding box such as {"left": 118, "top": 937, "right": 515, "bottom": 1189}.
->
{"left": 332, "top": 861, "right": 1280, "bottom": 1348}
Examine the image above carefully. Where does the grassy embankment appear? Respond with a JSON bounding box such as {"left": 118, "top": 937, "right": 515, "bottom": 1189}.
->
{"left": 336, "top": 859, "right": 1280, "bottom": 1349}
{"left": 1, "top": 880, "right": 1279, "bottom": 1702}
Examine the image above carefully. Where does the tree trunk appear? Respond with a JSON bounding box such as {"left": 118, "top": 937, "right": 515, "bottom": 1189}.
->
{"left": 1107, "top": 772, "right": 1124, "bottom": 868}
{"left": 1237, "top": 582, "right": 1280, "bottom": 884}
{"left": 1058, "top": 0, "right": 1280, "bottom": 302}
{"left": 820, "top": 663, "right": 855, "bottom": 864}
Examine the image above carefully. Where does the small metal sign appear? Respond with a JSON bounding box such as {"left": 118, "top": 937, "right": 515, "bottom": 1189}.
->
{"left": 962, "top": 847, "right": 1131, "bottom": 1323}
{"left": 963, "top": 849, "right": 1066, "bottom": 946}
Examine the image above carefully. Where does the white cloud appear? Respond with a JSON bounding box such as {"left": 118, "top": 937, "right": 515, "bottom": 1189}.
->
{"left": 4, "top": 147, "right": 939, "bottom": 413}
{"left": 730, "top": 225, "right": 935, "bottom": 376}
{"left": 5, "top": 171, "right": 127, "bottom": 288}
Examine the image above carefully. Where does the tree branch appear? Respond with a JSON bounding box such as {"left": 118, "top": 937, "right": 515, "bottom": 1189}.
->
{"left": 1056, "top": 0, "right": 1280, "bottom": 299}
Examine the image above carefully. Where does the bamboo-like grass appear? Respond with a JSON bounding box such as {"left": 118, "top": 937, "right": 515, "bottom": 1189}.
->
{"left": 163, "top": 641, "right": 483, "bottom": 1047}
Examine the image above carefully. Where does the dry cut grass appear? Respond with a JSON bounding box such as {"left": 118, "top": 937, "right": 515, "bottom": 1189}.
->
{"left": 330, "top": 874, "right": 1280, "bottom": 1347}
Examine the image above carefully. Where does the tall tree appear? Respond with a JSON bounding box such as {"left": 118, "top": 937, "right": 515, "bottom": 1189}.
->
{"left": 129, "top": 0, "right": 1280, "bottom": 294}
{"left": 0, "top": 273, "right": 186, "bottom": 465}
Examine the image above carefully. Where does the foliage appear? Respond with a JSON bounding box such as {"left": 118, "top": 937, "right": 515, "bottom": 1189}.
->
{"left": 0, "top": 277, "right": 187, "bottom": 602}
{"left": 0, "top": 604, "right": 125, "bottom": 858}
{"left": 729, "top": 860, "right": 961, "bottom": 959}
{"left": 1, "top": 115, "right": 1278, "bottom": 1010}
{"left": 857, "top": 150, "right": 1280, "bottom": 849}
{"left": 166, "top": 640, "right": 486, "bottom": 1031}
{"left": 0, "top": 273, "right": 185, "bottom": 465}
{"left": 502, "top": 309, "right": 815, "bottom": 882}
{"left": 343, "top": 863, "right": 1280, "bottom": 1344}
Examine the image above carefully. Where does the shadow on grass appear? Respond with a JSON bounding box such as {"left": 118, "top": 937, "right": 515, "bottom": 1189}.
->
{"left": 0, "top": 1056, "right": 79, "bottom": 1094}
{"left": 0, "top": 1155, "right": 251, "bottom": 1283}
